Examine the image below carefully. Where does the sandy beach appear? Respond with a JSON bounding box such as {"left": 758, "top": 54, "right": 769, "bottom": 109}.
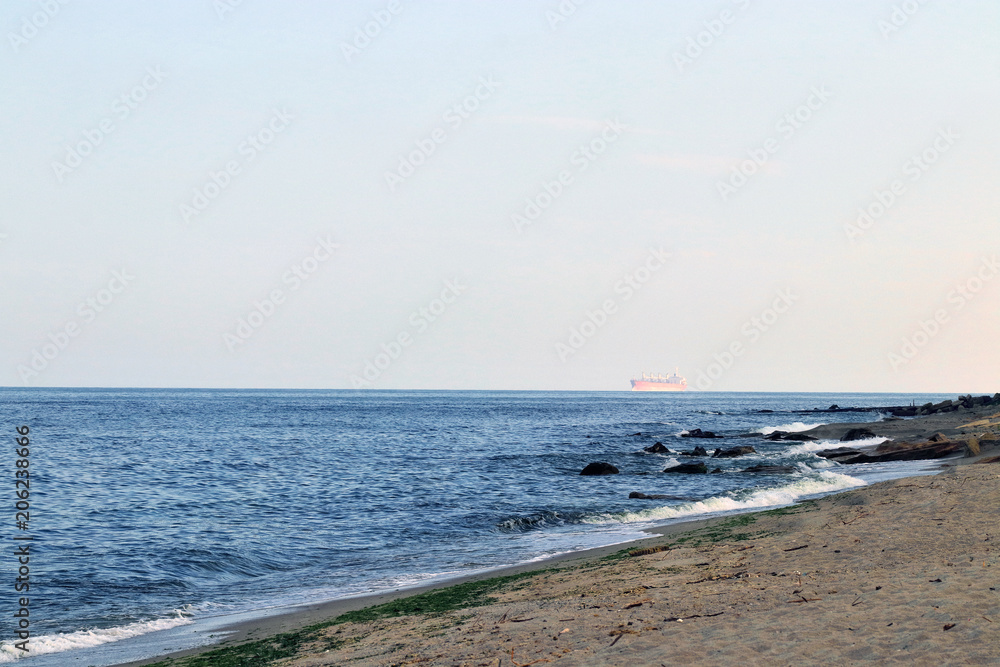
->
{"left": 128, "top": 400, "right": 1000, "bottom": 667}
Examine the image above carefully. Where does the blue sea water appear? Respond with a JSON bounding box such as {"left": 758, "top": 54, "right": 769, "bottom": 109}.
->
{"left": 0, "top": 389, "right": 955, "bottom": 664}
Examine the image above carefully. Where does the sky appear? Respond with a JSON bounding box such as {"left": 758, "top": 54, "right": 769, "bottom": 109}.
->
{"left": 1, "top": 0, "right": 998, "bottom": 392}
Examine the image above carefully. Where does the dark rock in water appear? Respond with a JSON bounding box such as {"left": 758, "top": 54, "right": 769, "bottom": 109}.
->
{"left": 841, "top": 428, "right": 877, "bottom": 442}
{"left": 816, "top": 447, "right": 865, "bottom": 461}
{"left": 644, "top": 442, "right": 670, "bottom": 454}
{"left": 663, "top": 462, "right": 708, "bottom": 474}
{"left": 744, "top": 464, "right": 797, "bottom": 474}
{"left": 580, "top": 461, "right": 619, "bottom": 476}
{"left": 681, "top": 428, "right": 723, "bottom": 439}
{"left": 758, "top": 409, "right": 773, "bottom": 413}
{"left": 765, "top": 431, "right": 818, "bottom": 442}
{"left": 712, "top": 446, "right": 757, "bottom": 458}
{"left": 680, "top": 446, "right": 709, "bottom": 457}
{"left": 829, "top": 404, "right": 839, "bottom": 410}
{"left": 630, "top": 432, "right": 642, "bottom": 436}
{"left": 710, "top": 468, "right": 723, "bottom": 474}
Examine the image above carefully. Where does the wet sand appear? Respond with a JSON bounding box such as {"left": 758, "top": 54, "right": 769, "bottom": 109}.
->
{"left": 118, "top": 400, "right": 1000, "bottom": 666}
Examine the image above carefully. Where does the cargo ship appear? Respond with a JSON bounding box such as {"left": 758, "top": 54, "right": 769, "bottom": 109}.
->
{"left": 630, "top": 369, "right": 687, "bottom": 392}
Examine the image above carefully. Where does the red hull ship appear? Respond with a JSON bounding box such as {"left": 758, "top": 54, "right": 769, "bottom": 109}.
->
{"left": 630, "top": 369, "right": 687, "bottom": 392}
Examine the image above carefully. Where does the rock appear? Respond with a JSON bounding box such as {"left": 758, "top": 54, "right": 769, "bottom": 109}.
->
{"left": 644, "top": 442, "right": 670, "bottom": 454}
{"left": 712, "top": 446, "right": 757, "bottom": 458}
{"left": 928, "top": 432, "right": 949, "bottom": 442}
{"left": 630, "top": 432, "right": 642, "bottom": 436}
{"left": 679, "top": 446, "right": 709, "bottom": 457}
{"left": 829, "top": 404, "right": 839, "bottom": 410}
{"left": 580, "top": 462, "right": 619, "bottom": 476}
{"left": 764, "top": 431, "right": 818, "bottom": 442}
{"left": 816, "top": 447, "right": 865, "bottom": 461}
{"left": 663, "top": 462, "right": 708, "bottom": 474}
{"left": 710, "top": 468, "right": 723, "bottom": 474}
{"left": 841, "top": 428, "right": 877, "bottom": 442}
{"left": 681, "top": 428, "right": 722, "bottom": 439}
{"left": 743, "top": 464, "right": 797, "bottom": 474}
{"left": 758, "top": 409, "right": 773, "bottom": 413}
{"left": 832, "top": 439, "right": 967, "bottom": 464}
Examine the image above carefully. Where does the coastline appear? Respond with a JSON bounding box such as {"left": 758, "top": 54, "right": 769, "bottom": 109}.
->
{"left": 111, "top": 398, "right": 1000, "bottom": 666}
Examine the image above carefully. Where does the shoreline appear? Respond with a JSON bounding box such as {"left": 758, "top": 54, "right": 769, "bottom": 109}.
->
{"left": 111, "top": 514, "right": 726, "bottom": 667}
{"left": 109, "top": 397, "right": 1000, "bottom": 666}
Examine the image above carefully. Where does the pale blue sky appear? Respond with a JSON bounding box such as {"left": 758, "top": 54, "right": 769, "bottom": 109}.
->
{"left": 2, "top": 0, "right": 998, "bottom": 391}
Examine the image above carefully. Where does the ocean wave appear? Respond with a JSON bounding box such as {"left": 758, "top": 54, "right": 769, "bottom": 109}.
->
{"left": 757, "top": 421, "right": 824, "bottom": 435}
{"left": 0, "top": 613, "right": 193, "bottom": 662}
{"left": 496, "top": 510, "right": 579, "bottom": 533}
{"left": 784, "top": 437, "right": 888, "bottom": 456}
{"left": 580, "top": 470, "right": 866, "bottom": 526}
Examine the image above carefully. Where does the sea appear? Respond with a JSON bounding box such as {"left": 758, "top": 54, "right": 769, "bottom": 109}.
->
{"left": 0, "top": 389, "right": 956, "bottom": 665}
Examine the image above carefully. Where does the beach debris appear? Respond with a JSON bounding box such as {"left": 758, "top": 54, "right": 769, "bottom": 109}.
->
{"left": 712, "top": 446, "right": 757, "bottom": 458}
{"left": 929, "top": 578, "right": 942, "bottom": 582}
{"left": 623, "top": 599, "right": 651, "bottom": 609}
{"left": 787, "top": 595, "right": 821, "bottom": 603}
{"left": 627, "top": 545, "right": 671, "bottom": 557}
{"left": 943, "top": 623, "right": 956, "bottom": 631}
{"left": 681, "top": 428, "right": 723, "bottom": 439}
{"left": 580, "top": 462, "right": 619, "bottom": 476}
{"left": 686, "top": 571, "right": 747, "bottom": 584}
{"left": 663, "top": 612, "right": 724, "bottom": 622}
{"left": 663, "top": 462, "right": 708, "bottom": 474}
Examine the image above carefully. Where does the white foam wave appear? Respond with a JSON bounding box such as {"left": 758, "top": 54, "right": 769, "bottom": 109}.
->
{"left": 784, "top": 437, "right": 888, "bottom": 456}
{"left": 0, "top": 613, "right": 193, "bottom": 662}
{"left": 757, "top": 421, "right": 824, "bottom": 435}
{"left": 582, "top": 470, "right": 865, "bottom": 526}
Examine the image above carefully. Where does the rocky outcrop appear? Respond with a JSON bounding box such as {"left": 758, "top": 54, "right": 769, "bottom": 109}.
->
{"left": 580, "top": 462, "right": 619, "bottom": 476}
{"left": 629, "top": 491, "right": 690, "bottom": 500}
{"left": 644, "top": 442, "right": 670, "bottom": 454}
{"left": 841, "top": 428, "right": 877, "bottom": 442}
{"left": 711, "top": 446, "right": 756, "bottom": 458}
{"left": 663, "top": 462, "right": 708, "bottom": 474}
{"left": 679, "top": 446, "right": 709, "bottom": 457}
{"left": 817, "top": 437, "right": 986, "bottom": 464}
{"left": 816, "top": 447, "right": 865, "bottom": 462}
{"left": 681, "top": 428, "right": 723, "bottom": 439}
{"left": 743, "top": 464, "right": 797, "bottom": 474}
{"left": 764, "top": 431, "right": 818, "bottom": 442}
